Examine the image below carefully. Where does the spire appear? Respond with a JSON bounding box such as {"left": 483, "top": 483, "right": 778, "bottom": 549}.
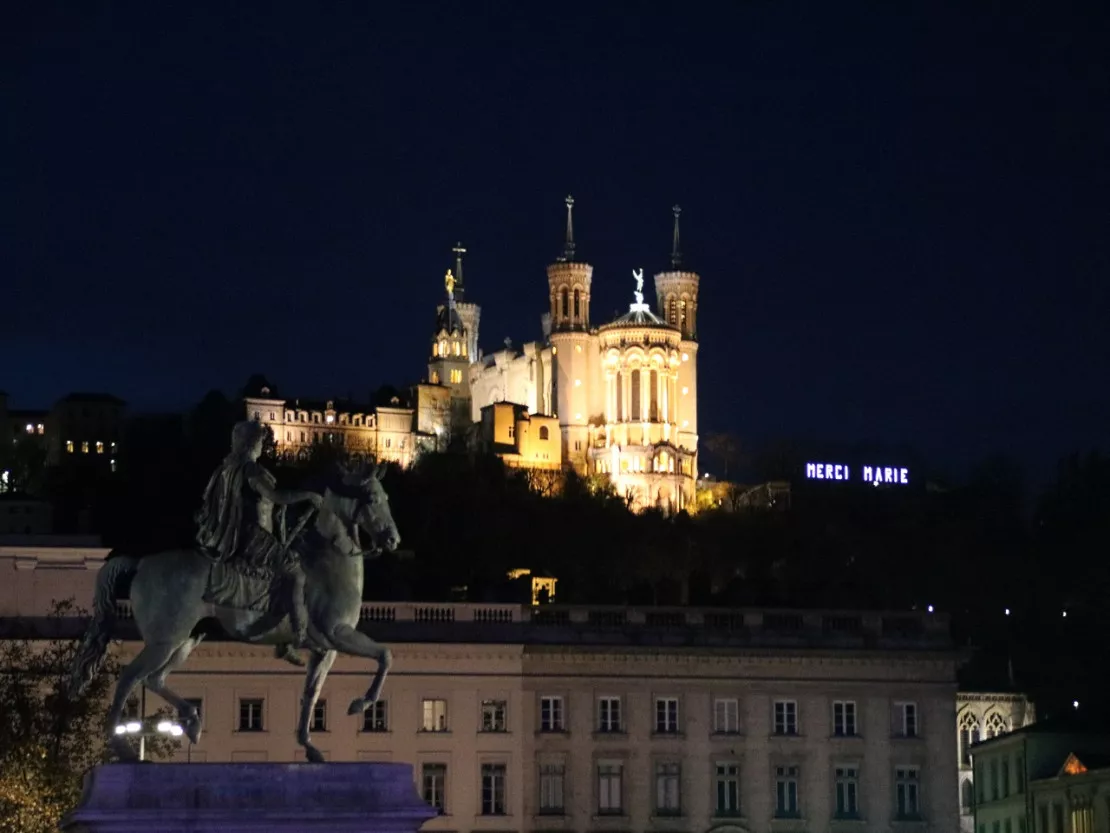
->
{"left": 452, "top": 242, "right": 466, "bottom": 300}
{"left": 670, "top": 204, "right": 682, "bottom": 268}
{"left": 558, "top": 195, "right": 576, "bottom": 262}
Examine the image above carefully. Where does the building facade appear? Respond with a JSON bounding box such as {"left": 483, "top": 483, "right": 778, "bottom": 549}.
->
{"left": 971, "top": 724, "right": 1110, "bottom": 833}
{"left": 958, "top": 692, "right": 1038, "bottom": 830}
{"left": 2, "top": 544, "right": 962, "bottom": 833}
{"left": 467, "top": 200, "right": 700, "bottom": 511}
{"left": 238, "top": 199, "right": 701, "bottom": 511}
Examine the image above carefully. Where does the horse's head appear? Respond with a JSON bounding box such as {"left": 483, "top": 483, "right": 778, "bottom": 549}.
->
{"left": 327, "top": 461, "right": 401, "bottom": 555}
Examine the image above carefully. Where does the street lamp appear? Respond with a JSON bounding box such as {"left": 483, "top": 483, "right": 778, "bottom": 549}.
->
{"left": 113, "top": 716, "right": 184, "bottom": 761}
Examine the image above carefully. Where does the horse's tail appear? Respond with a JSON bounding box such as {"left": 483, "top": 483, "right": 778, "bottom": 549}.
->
{"left": 67, "top": 554, "right": 139, "bottom": 700}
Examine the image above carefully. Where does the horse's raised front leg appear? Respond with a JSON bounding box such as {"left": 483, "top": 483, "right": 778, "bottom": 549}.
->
{"left": 325, "top": 624, "right": 392, "bottom": 716}
{"left": 296, "top": 649, "right": 336, "bottom": 763}
{"left": 104, "top": 641, "right": 182, "bottom": 761}
{"left": 145, "top": 636, "right": 205, "bottom": 744}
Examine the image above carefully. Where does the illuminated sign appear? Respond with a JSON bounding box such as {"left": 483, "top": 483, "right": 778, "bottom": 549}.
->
{"left": 805, "top": 462, "right": 909, "bottom": 486}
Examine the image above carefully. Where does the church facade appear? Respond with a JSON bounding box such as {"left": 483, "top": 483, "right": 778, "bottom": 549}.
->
{"left": 464, "top": 199, "right": 701, "bottom": 512}
{"left": 244, "top": 198, "right": 701, "bottom": 513}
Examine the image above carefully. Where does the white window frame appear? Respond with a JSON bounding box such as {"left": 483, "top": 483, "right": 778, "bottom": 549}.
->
{"left": 835, "top": 764, "right": 860, "bottom": 818}
{"left": 538, "top": 763, "right": 565, "bottom": 815}
{"left": 896, "top": 766, "right": 921, "bottom": 819}
{"left": 540, "top": 696, "right": 564, "bottom": 732}
{"left": 598, "top": 696, "right": 622, "bottom": 733}
{"left": 480, "top": 699, "right": 507, "bottom": 733}
{"left": 421, "top": 698, "right": 448, "bottom": 732}
{"left": 238, "top": 697, "right": 264, "bottom": 732}
{"left": 597, "top": 760, "right": 623, "bottom": 815}
{"left": 654, "top": 761, "right": 681, "bottom": 815}
{"left": 655, "top": 697, "right": 680, "bottom": 734}
{"left": 775, "top": 765, "right": 800, "bottom": 817}
{"left": 480, "top": 763, "right": 507, "bottom": 816}
{"left": 362, "top": 700, "right": 388, "bottom": 732}
{"left": 897, "top": 701, "right": 919, "bottom": 737}
{"left": 774, "top": 700, "right": 798, "bottom": 735}
{"left": 422, "top": 763, "right": 447, "bottom": 814}
{"left": 714, "top": 761, "right": 741, "bottom": 816}
{"left": 714, "top": 697, "right": 740, "bottom": 734}
{"left": 833, "top": 700, "right": 858, "bottom": 736}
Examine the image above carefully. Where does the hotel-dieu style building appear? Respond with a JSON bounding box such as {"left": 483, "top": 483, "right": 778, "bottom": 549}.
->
{"left": 245, "top": 198, "right": 701, "bottom": 512}
{"left": 3, "top": 543, "right": 962, "bottom": 833}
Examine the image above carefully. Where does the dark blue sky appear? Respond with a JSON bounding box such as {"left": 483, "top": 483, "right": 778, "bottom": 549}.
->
{"left": 4, "top": 1, "right": 1107, "bottom": 479}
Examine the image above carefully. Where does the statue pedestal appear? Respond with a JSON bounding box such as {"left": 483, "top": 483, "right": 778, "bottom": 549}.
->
{"left": 61, "top": 762, "right": 438, "bottom": 833}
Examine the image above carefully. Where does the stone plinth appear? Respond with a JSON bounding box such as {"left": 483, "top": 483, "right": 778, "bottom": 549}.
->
{"left": 61, "top": 762, "right": 438, "bottom": 833}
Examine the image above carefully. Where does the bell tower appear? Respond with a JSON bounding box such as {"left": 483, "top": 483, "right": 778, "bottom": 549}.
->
{"left": 547, "top": 195, "right": 595, "bottom": 470}
{"left": 428, "top": 268, "right": 472, "bottom": 403}
{"left": 451, "top": 242, "right": 481, "bottom": 360}
{"left": 546, "top": 196, "right": 594, "bottom": 332}
{"left": 653, "top": 205, "right": 700, "bottom": 457}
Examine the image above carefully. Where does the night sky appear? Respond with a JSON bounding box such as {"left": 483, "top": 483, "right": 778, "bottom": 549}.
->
{"left": 5, "top": 2, "right": 1108, "bottom": 480}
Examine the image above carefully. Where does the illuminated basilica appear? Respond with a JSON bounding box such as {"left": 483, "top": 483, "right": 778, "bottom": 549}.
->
{"left": 460, "top": 198, "right": 700, "bottom": 512}
{"left": 246, "top": 197, "right": 700, "bottom": 512}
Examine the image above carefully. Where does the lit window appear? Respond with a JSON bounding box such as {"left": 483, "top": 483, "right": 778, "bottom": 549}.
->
{"left": 326, "top": 415, "right": 334, "bottom": 424}
{"left": 421, "top": 699, "right": 448, "bottom": 732}
{"left": 81, "top": 441, "right": 89, "bottom": 454}
{"left": 551, "top": 346, "right": 557, "bottom": 355}
{"left": 430, "top": 370, "right": 440, "bottom": 384}
{"left": 110, "top": 459, "right": 117, "bottom": 473}
{"left": 574, "top": 379, "right": 581, "bottom": 387}
{"left": 682, "top": 386, "right": 689, "bottom": 395}
{"left": 450, "top": 369, "right": 462, "bottom": 384}
{"left": 432, "top": 342, "right": 439, "bottom": 356}
{"left": 681, "top": 353, "right": 689, "bottom": 361}
{"left": 96, "top": 441, "right": 104, "bottom": 454}
{"left": 24, "top": 424, "right": 33, "bottom": 434}
{"left": 453, "top": 341, "right": 460, "bottom": 356}
{"left": 66, "top": 441, "right": 74, "bottom": 453}
{"left": 36, "top": 424, "right": 44, "bottom": 434}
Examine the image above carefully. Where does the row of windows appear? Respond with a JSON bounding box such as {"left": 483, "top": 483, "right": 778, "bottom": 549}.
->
{"left": 277, "top": 429, "right": 407, "bottom": 450}
{"left": 432, "top": 339, "right": 468, "bottom": 358}
{"left": 959, "top": 710, "right": 1012, "bottom": 764}
{"left": 201, "top": 695, "right": 919, "bottom": 739}
{"left": 420, "top": 759, "right": 922, "bottom": 821}
{"left": 64, "top": 439, "right": 115, "bottom": 454}
{"left": 429, "top": 368, "right": 464, "bottom": 385}
{"left": 972, "top": 751, "right": 1026, "bottom": 805}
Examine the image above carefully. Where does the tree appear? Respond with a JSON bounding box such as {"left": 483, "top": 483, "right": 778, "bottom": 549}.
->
{"left": 703, "top": 432, "right": 742, "bottom": 480}
{"left": 0, "top": 600, "right": 175, "bottom": 832}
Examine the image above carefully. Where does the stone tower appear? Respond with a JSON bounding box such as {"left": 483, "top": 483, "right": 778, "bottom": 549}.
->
{"left": 547, "top": 195, "right": 595, "bottom": 469}
{"left": 450, "top": 242, "right": 481, "bottom": 361}
{"left": 653, "top": 205, "right": 700, "bottom": 457}
{"left": 428, "top": 268, "right": 472, "bottom": 407}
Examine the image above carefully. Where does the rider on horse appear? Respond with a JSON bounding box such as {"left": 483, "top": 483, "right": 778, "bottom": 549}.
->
{"left": 195, "top": 420, "right": 322, "bottom": 665}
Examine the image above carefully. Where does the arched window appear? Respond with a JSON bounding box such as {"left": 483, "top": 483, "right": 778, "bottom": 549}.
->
{"left": 649, "top": 369, "right": 659, "bottom": 420}
{"left": 615, "top": 371, "right": 623, "bottom": 422}
{"left": 453, "top": 341, "right": 460, "bottom": 356}
{"left": 539, "top": 426, "right": 549, "bottom": 441}
{"left": 630, "top": 369, "right": 641, "bottom": 421}
{"left": 573, "top": 289, "right": 581, "bottom": 321}
{"left": 560, "top": 287, "right": 569, "bottom": 321}
{"left": 961, "top": 779, "right": 974, "bottom": 811}
{"left": 667, "top": 296, "right": 676, "bottom": 325}
{"left": 679, "top": 299, "right": 687, "bottom": 332}
{"left": 432, "top": 342, "right": 439, "bottom": 356}
{"left": 959, "top": 711, "right": 981, "bottom": 765}
{"left": 985, "top": 712, "right": 1008, "bottom": 738}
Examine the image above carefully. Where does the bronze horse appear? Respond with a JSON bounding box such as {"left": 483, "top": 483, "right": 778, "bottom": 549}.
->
{"left": 68, "top": 463, "right": 400, "bottom": 763}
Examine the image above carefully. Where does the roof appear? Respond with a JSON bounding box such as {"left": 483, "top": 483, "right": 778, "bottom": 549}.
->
{"left": 602, "top": 302, "right": 673, "bottom": 329}
{"left": 435, "top": 301, "right": 465, "bottom": 335}
{"left": 973, "top": 713, "right": 1110, "bottom": 752}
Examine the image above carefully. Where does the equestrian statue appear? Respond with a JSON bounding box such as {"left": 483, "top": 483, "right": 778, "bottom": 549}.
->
{"left": 67, "top": 420, "right": 402, "bottom": 763}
